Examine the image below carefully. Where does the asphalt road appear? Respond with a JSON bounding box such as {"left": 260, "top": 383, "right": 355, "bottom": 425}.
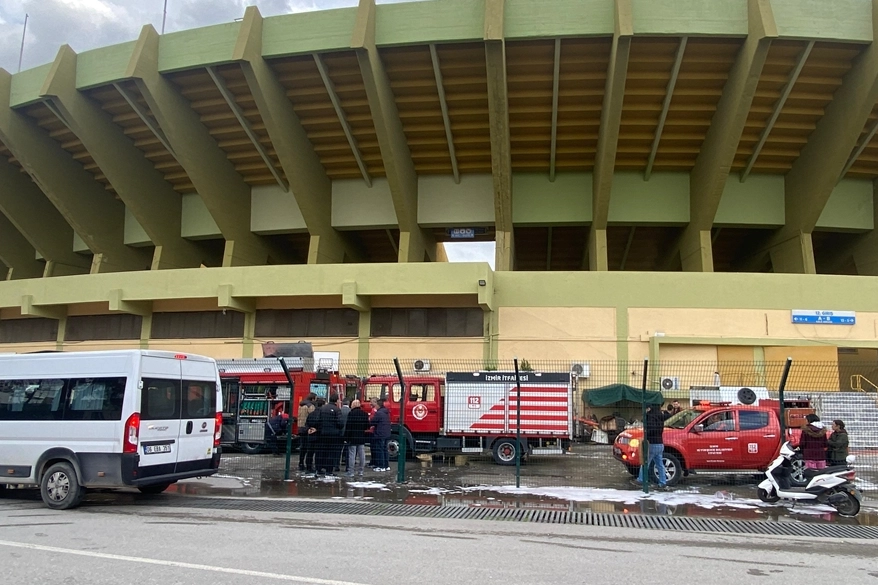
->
{"left": 1, "top": 495, "right": 876, "bottom": 585}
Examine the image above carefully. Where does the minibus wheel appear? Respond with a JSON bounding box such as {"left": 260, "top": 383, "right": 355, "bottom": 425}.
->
{"left": 40, "top": 462, "right": 84, "bottom": 510}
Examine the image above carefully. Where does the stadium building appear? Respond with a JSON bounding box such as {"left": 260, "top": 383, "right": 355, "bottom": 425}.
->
{"left": 3, "top": 0, "right": 878, "bottom": 380}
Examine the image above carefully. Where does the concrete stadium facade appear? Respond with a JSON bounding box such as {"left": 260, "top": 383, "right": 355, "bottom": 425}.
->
{"left": 3, "top": 0, "right": 878, "bottom": 375}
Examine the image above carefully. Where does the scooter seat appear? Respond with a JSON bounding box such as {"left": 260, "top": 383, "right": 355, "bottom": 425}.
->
{"left": 802, "top": 464, "right": 849, "bottom": 479}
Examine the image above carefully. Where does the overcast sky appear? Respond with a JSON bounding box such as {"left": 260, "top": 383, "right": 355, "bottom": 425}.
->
{"left": 0, "top": 0, "right": 428, "bottom": 73}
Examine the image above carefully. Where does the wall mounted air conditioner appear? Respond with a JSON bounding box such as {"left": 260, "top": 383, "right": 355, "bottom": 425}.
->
{"left": 413, "top": 359, "right": 432, "bottom": 372}
{"left": 660, "top": 376, "right": 680, "bottom": 391}
{"left": 570, "top": 362, "right": 590, "bottom": 378}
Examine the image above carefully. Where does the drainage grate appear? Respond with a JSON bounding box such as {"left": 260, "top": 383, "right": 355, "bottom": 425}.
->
{"left": 142, "top": 496, "right": 878, "bottom": 540}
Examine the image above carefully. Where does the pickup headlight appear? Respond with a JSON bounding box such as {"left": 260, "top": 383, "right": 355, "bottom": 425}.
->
{"left": 629, "top": 439, "right": 640, "bottom": 449}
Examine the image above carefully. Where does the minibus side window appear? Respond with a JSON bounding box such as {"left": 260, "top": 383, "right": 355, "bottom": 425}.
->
{"left": 64, "top": 377, "right": 126, "bottom": 421}
{"left": 183, "top": 380, "right": 217, "bottom": 418}
{"left": 141, "top": 378, "right": 181, "bottom": 420}
{"left": 0, "top": 379, "right": 65, "bottom": 420}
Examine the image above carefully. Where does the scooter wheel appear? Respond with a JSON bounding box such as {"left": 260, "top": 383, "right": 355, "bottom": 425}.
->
{"left": 833, "top": 492, "right": 860, "bottom": 517}
{"left": 757, "top": 487, "right": 780, "bottom": 503}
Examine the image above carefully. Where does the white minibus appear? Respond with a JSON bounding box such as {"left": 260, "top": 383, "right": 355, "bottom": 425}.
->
{"left": 0, "top": 350, "right": 222, "bottom": 509}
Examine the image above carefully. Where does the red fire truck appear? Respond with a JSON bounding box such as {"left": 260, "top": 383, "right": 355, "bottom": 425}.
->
{"left": 216, "top": 358, "right": 362, "bottom": 453}
{"left": 364, "top": 371, "right": 574, "bottom": 465}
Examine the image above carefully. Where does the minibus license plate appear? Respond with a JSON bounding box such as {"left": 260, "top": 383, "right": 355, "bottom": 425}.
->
{"left": 144, "top": 444, "right": 171, "bottom": 454}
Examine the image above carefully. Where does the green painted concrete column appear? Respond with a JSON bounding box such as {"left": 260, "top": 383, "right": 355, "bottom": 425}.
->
{"left": 588, "top": 228, "right": 608, "bottom": 271}
{"left": 357, "top": 309, "right": 371, "bottom": 375}
{"left": 617, "top": 306, "right": 629, "bottom": 382}
{"left": 242, "top": 311, "right": 256, "bottom": 358}
{"left": 769, "top": 231, "right": 816, "bottom": 274}
{"left": 680, "top": 229, "right": 714, "bottom": 272}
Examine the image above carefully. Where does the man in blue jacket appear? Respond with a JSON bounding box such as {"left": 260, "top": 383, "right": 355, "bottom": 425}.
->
{"left": 369, "top": 398, "right": 392, "bottom": 471}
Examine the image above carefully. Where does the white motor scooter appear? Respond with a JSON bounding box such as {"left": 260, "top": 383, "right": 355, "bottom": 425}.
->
{"left": 757, "top": 441, "right": 862, "bottom": 516}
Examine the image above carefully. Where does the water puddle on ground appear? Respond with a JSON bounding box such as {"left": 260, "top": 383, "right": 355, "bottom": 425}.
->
{"left": 169, "top": 471, "right": 878, "bottom": 527}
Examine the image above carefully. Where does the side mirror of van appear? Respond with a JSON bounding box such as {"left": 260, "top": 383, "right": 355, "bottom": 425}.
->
{"left": 692, "top": 424, "right": 704, "bottom": 434}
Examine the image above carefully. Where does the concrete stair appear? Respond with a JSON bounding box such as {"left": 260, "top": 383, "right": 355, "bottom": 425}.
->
{"left": 813, "top": 393, "right": 878, "bottom": 449}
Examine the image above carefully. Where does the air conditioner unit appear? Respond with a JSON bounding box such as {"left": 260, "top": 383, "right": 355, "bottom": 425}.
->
{"left": 570, "top": 362, "right": 590, "bottom": 378}
{"left": 660, "top": 376, "right": 680, "bottom": 391}
{"left": 413, "top": 359, "right": 431, "bottom": 372}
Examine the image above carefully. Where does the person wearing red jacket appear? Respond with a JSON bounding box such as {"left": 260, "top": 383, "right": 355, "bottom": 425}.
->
{"left": 799, "top": 413, "right": 828, "bottom": 470}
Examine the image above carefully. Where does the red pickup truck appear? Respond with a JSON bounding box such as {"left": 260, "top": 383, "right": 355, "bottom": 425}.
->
{"left": 613, "top": 403, "right": 809, "bottom": 486}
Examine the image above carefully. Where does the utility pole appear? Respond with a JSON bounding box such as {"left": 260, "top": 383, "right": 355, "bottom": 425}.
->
{"left": 161, "top": 0, "right": 168, "bottom": 34}
{"left": 18, "top": 14, "right": 29, "bottom": 73}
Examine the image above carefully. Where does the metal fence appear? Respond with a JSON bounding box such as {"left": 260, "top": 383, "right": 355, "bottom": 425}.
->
{"left": 217, "top": 360, "right": 878, "bottom": 497}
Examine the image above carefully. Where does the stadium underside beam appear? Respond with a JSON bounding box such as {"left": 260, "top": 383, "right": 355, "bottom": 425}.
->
{"left": 485, "top": 0, "right": 514, "bottom": 272}
{"left": 353, "top": 0, "right": 435, "bottom": 264}
{"left": 234, "top": 6, "right": 360, "bottom": 265}
{"left": 41, "top": 45, "right": 204, "bottom": 271}
{"left": 0, "top": 156, "right": 89, "bottom": 276}
{"left": 0, "top": 70, "right": 150, "bottom": 275}
{"left": 0, "top": 213, "right": 43, "bottom": 280}
{"left": 126, "top": 25, "right": 279, "bottom": 268}
{"left": 745, "top": 2, "right": 878, "bottom": 274}
{"left": 674, "top": 0, "right": 777, "bottom": 273}
{"left": 589, "top": 0, "right": 632, "bottom": 272}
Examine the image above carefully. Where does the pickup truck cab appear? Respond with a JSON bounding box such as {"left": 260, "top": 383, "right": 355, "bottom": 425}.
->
{"left": 613, "top": 403, "right": 806, "bottom": 486}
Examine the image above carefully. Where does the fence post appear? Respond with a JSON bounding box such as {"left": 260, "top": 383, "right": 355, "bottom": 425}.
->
{"left": 393, "top": 357, "right": 407, "bottom": 482}
{"left": 778, "top": 357, "right": 793, "bottom": 440}
{"left": 640, "top": 358, "right": 649, "bottom": 494}
{"left": 513, "top": 358, "right": 522, "bottom": 489}
{"left": 278, "top": 357, "right": 296, "bottom": 481}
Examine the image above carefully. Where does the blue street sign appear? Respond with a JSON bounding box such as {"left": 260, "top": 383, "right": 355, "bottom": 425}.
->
{"left": 448, "top": 227, "right": 487, "bottom": 239}
{"left": 791, "top": 310, "right": 856, "bottom": 325}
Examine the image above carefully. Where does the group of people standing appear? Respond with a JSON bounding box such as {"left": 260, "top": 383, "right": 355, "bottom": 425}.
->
{"left": 295, "top": 393, "right": 393, "bottom": 476}
{"left": 799, "top": 414, "right": 849, "bottom": 468}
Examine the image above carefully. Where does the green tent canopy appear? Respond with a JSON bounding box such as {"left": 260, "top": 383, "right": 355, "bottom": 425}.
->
{"left": 582, "top": 384, "right": 664, "bottom": 407}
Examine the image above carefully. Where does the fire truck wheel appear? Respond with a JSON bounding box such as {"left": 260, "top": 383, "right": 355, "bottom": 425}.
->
{"left": 240, "top": 443, "right": 263, "bottom": 455}
{"left": 492, "top": 439, "right": 522, "bottom": 465}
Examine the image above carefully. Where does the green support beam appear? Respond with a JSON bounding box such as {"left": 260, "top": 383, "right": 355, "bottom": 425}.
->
{"left": 342, "top": 281, "right": 370, "bottom": 312}
{"left": 0, "top": 69, "right": 150, "bottom": 274}
{"left": 234, "top": 6, "right": 359, "bottom": 265}
{"left": 125, "top": 25, "right": 274, "bottom": 268}
{"left": 40, "top": 46, "right": 204, "bottom": 271}
{"left": 108, "top": 288, "right": 152, "bottom": 316}
{"left": 0, "top": 213, "right": 43, "bottom": 280}
{"left": 755, "top": 0, "right": 878, "bottom": 273}
{"left": 352, "top": 0, "right": 435, "bottom": 263}
{"left": 850, "top": 185, "right": 878, "bottom": 275}
{"left": 0, "top": 156, "right": 89, "bottom": 276}
{"left": 590, "top": 0, "right": 632, "bottom": 271}
{"left": 217, "top": 283, "right": 256, "bottom": 313}
{"left": 485, "top": 0, "right": 514, "bottom": 272}
{"left": 678, "top": 0, "right": 777, "bottom": 272}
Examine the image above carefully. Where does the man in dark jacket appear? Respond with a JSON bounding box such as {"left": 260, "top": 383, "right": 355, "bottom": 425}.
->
{"left": 344, "top": 400, "right": 370, "bottom": 477}
{"left": 639, "top": 404, "right": 669, "bottom": 488}
{"left": 297, "top": 393, "right": 316, "bottom": 470}
{"left": 303, "top": 397, "right": 325, "bottom": 473}
{"left": 369, "top": 399, "right": 392, "bottom": 471}
{"left": 827, "top": 419, "right": 849, "bottom": 466}
{"left": 317, "top": 394, "right": 343, "bottom": 475}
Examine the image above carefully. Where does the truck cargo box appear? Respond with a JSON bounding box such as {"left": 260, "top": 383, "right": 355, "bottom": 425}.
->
{"left": 444, "top": 372, "right": 573, "bottom": 437}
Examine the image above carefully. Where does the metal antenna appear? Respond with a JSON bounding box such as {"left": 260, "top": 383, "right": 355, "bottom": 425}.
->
{"left": 17, "top": 14, "right": 29, "bottom": 73}
{"left": 161, "top": 0, "right": 168, "bottom": 34}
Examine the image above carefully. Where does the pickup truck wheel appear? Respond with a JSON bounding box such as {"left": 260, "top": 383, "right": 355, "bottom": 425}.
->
{"left": 625, "top": 465, "right": 639, "bottom": 476}
{"left": 789, "top": 456, "right": 807, "bottom": 487}
{"left": 652, "top": 453, "right": 682, "bottom": 486}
